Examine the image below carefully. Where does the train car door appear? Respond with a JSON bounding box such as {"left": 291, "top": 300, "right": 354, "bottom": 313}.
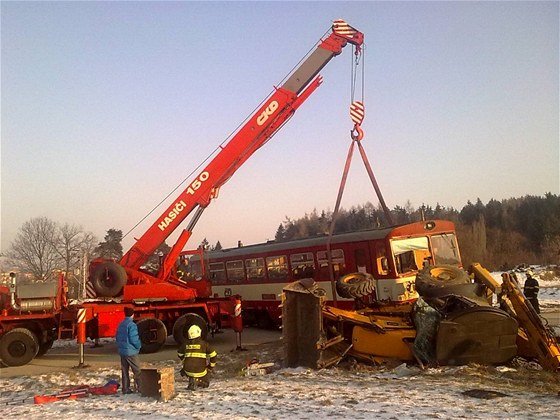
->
{"left": 353, "top": 247, "right": 370, "bottom": 274}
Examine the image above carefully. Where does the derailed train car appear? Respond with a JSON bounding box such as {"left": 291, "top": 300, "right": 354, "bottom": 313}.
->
{"left": 282, "top": 223, "right": 560, "bottom": 372}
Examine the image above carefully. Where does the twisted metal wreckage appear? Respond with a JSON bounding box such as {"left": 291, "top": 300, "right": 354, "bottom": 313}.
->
{"left": 282, "top": 262, "right": 560, "bottom": 372}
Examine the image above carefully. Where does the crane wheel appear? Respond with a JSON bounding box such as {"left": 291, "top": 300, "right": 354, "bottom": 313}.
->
{"left": 137, "top": 318, "right": 167, "bottom": 354}
{"left": 336, "top": 272, "right": 376, "bottom": 299}
{"left": 172, "top": 313, "right": 208, "bottom": 345}
{"left": 37, "top": 339, "right": 54, "bottom": 357}
{"left": 91, "top": 262, "right": 127, "bottom": 297}
{"left": 415, "top": 265, "right": 470, "bottom": 296}
{"left": 0, "top": 328, "right": 39, "bottom": 367}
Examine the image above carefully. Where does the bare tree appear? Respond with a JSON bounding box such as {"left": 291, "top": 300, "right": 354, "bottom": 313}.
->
{"left": 5, "top": 218, "right": 98, "bottom": 282}
{"left": 5, "top": 217, "right": 61, "bottom": 281}
{"left": 53, "top": 223, "right": 97, "bottom": 277}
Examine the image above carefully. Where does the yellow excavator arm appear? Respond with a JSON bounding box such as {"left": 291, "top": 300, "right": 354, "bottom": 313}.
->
{"left": 470, "top": 263, "right": 560, "bottom": 372}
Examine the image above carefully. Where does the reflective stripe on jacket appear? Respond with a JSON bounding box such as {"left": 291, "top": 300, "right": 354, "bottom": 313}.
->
{"left": 178, "top": 337, "right": 217, "bottom": 377}
{"left": 523, "top": 277, "right": 540, "bottom": 299}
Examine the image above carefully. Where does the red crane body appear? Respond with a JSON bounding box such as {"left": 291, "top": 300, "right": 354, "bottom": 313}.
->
{"left": 89, "top": 20, "right": 364, "bottom": 302}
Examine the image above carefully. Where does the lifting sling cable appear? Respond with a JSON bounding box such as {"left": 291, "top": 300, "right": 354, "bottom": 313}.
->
{"left": 347, "top": 43, "right": 392, "bottom": 224}
{"left": 326, "top": 43, "right": 393, "bottom": 304}
{"left": 325, "top": 44, "right": 363, "bottom": 306}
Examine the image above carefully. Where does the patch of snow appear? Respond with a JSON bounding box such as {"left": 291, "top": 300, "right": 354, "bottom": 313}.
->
{"left": 2, "top": 268, "right": 559, "bottom": 419}
{"left": 1, "top": 361, "right": 559, "bottom": 419}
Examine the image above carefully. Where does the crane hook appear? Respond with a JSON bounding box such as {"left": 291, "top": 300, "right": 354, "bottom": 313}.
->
{"left": 350, "top": 101, "right": 364, "bottom": 141}
{"left": 351, "top": 124, "right": 364, "bottom": 142}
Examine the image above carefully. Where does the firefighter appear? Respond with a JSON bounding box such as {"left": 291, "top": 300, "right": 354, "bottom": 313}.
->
{"left": 177, "top": 324, "right": 217, "bottom": 390}
{"left": 176, "top": 256, "right": 190, "bottom": 280}
{"left": 523, "top": 270, "right": 540, "bottom": 314}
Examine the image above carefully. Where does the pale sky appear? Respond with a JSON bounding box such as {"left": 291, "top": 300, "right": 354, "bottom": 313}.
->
{"left": 1, "top": 1, "right": 558, "bottom": 254}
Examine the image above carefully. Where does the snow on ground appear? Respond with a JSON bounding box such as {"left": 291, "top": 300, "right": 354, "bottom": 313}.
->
{"left": 1, "top": 359, "right": 559, "bottom": 419}
{"left": 1, "top": 268, "right": 559, "bottom": 419}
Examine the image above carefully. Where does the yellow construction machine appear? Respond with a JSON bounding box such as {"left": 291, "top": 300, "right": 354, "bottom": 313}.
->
{"left": 469, "top": 263, "right": 560, "bottom": 371}
{"left": 282, "top": 263, "right": 560, "bottom": 372}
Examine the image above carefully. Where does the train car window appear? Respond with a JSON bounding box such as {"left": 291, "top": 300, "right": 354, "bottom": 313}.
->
{"left": 431, "top": 233, "right": 461, "bottom": 266}
{"left": 391, "top": 237, "right": 429, "bottom": 275}
{"left": 226, "top": 260, "right": 245, "bottom": 284}
{"left": 209, "top": 262, "right": 226, "bottom": 285}
{"left": 395, "top": 251, "right": 418, "bottom": 274}
{"left": 266, "top": 255, "right": 289, "bottom": 281}
{"left": 375, "top": 243, "right": 389, "bottom": 275}
{"left": 290, "top": 252, "right": 315, "bottom": 279}
{"left": 354, "top": 248, "right": 368, "bottom": 273}
{"left": 245, "top": 257, "right": 265, "bottom": 282}
{"left": 317, "top": 249, "right": 345, "bottom": 278}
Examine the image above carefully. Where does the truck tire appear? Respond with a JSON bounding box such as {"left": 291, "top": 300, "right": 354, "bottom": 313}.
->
{"left": 336, "top": 272, "right": 376, "bottom": 299}
{"left": 173, "top": 313, "right": 208, "bottom": 345}
{"left": 0, "top": 328, "right": 39, "bottom": 367}
{"left": 415, "top": 265, "right": 470, "bottom": 297}
{"left": 137, "top": 318, "right": 167, "bottom": 354}
{"left": 37, "top": 339, "right": 54, "bottom": 357}
{"left": 91, "top": 262, "right": 127, "bottom": 297}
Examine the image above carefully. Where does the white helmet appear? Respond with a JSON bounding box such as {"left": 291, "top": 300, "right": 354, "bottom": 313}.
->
{"left": 187, "top": 324, "right": 202, "bottom": 339}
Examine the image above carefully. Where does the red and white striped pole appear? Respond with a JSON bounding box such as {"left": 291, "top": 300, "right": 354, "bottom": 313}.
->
{"left": 231, "top": 296, "right": 245, "bottom": 351}
{"left": 75, "top": 308, "right": 88, "bottom": 368}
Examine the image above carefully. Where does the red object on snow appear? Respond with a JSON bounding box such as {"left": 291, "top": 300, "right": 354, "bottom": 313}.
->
{"left": 33, "top": 382, "right": 118, "bottom": 404}
{"left": 89, "top": 383, "right": 118, "bottom": 395}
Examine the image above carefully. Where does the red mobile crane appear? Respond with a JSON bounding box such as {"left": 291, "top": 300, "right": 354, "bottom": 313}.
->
{"left": 90, "top": 19, "right": 363, "bottom": 303}
{"left": 0, "top": 20, "right": 364, "bottom": 366}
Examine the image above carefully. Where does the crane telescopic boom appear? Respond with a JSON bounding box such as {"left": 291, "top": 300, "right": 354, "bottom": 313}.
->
{"left": 89, "top": 20, "right": 363, "bottom": 300}
{"left": 120, "top": 20, "right": 363, "bottom": 272}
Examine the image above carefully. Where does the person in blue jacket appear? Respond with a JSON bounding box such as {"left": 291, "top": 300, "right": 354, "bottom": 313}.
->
{"left": 116, "top": 307, "right": 143, "bottom": 394}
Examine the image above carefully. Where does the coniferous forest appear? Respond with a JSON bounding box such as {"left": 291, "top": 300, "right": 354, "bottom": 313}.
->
{"left": 273, "top": 194, "right": 560, "bottom": 271}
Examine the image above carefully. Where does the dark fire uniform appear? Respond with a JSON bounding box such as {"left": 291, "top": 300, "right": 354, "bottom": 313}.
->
{"left": 523, "top": 273, "right": 540, "bottom": 314}
{"left": 178, "top": 336, "right": 217, "bottom": 390}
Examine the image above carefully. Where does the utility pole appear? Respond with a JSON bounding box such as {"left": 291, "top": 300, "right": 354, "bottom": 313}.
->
{"left": 82, "top": 250, "right": 88, "bottom": 300}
